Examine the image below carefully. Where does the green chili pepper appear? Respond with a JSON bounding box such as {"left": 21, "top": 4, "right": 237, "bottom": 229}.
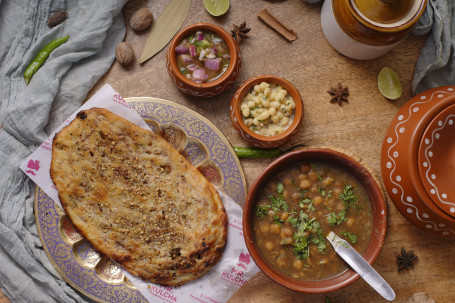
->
{"left": 24, "top": 35, "right": 69, "bottom": 85}
{"left": 233, "top": 144, "right": 306, "bottom": 159}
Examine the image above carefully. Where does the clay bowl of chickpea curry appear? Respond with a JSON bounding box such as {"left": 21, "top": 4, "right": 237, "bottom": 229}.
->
{"left": 243, "top": 147, "right": 387, "bottom": 293}
{"left": 230, "top": 75, "right": 303, "bottom": 148}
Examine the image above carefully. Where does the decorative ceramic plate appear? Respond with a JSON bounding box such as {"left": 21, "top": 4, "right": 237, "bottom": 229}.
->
{"left": 418, "top": 103, "right": 455, "bottom": 216}
{"left": 35, "top": 97, "right": 247, "bottom": 303}
{"left": 381, "top": 86, "right": 455, "bottom": 237}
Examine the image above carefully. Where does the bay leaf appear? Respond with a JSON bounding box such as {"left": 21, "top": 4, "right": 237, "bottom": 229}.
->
{"left": 139, "top": 0, "right": 191, "bottom": 63}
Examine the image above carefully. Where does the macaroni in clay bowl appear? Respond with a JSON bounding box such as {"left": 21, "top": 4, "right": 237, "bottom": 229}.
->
{"left": 230, "top": 75, "right": 303, "bottom": 148}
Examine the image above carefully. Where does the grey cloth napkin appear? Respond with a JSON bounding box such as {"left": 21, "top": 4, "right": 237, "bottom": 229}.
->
{"left": 0, "top": 0, "right": 127, "bottom": 302}
{"left": 411, "top": 0, "right": 454, "bottom": 94}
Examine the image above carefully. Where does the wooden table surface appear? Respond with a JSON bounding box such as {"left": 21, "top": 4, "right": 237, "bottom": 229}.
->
{"left": 2, "top": 0, "right": 454, "bottom": 302}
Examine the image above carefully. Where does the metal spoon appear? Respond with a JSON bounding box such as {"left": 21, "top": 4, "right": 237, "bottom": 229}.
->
{"left": 326, "top": 231, "right": 395, "bottom": 301}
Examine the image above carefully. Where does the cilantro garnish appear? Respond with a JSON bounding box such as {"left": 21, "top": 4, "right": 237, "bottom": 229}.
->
{"left": 276, "top": 183, "right": 284, "bottom": 194}
{"left": 343, "top": 232, "right": 358, "bottom": 244}
{"left": 318, "top": 186, "right": 326, "bottom": 197}
{"left": 327, "top": 209, "right": 347, "bottom": 226}
{"left": 273, "top": 215, "right": 284, "bottom": 227}
{"left": 256, "top": 205, "right": 270, "bottom": 219}
{"left": 339, "top": 185, "right": 358, "bottom": 209}
{"left": 269, "top": 195, "right": 288, "bottom": 212}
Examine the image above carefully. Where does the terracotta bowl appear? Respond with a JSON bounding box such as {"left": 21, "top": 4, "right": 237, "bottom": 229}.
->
{"left": 381, "top": 86, "right": 455, "bottom": 237}
{"left": 166, "top": 23, "right": 241, "bottom": 98}
{"left": 243, "top": 147, "right": 387, "bottom": 293}
{"left": 230, "top": 75, "right": 303, "bottom": 148}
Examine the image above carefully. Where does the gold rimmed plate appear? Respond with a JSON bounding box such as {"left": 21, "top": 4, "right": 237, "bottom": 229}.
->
{"left": 35, "top": 97, "right": 247, "bottom": 302}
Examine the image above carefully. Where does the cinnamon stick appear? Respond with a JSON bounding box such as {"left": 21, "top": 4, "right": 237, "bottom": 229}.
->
{"left": 257, "top": 8, "right": 297, "bottom": 42}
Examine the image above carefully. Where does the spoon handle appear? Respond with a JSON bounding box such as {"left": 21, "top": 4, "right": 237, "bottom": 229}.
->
{"left": 326, "top": 231, "right": 396, "bottom": 301}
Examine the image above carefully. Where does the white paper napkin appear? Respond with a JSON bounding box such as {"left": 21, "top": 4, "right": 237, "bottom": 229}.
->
{"left": 19, "top": 84, "right": 260, "bottom": 303}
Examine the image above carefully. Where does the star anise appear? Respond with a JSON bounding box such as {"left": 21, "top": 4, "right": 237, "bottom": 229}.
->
{"left": 328, "top": 82, "right": 350, "bottom": 106}
{"left": 231, "top": 22, "right": 251, "bottom": 43}
{"left": 396, "top": 247, "right": 418, "bottom": 272}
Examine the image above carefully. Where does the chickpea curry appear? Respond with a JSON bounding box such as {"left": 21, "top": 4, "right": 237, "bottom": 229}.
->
{"left": 253, "top": 161, "right": 373, "bottom": 281}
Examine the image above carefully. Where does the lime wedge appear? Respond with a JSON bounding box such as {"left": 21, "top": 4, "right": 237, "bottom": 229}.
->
{"left": 203, "top": 0, "right": 230, "bottom": 16}
{"left": 378, "top": 67, "right": 402, "bottom": 100}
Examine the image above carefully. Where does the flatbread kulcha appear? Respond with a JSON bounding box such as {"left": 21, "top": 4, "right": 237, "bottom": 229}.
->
{"left": 50, "top": 107, "right": 227, "bottom": 285}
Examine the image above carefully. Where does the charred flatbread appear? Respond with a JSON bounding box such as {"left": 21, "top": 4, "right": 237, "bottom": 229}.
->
{"left": 50, "top": 108, "right": 227, "bottom": 285}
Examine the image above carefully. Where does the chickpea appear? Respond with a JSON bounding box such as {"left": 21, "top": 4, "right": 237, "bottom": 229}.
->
{"left": 280, "top": 226, "right": 293, "bottom": 238}
{"left": 280, "top": 237, "right": 293, "bottom": 245}
{"left": 346, "top": 217, "right": 355, "bottom": 227}
{"left": 247, "top": 100, "right": 255, "bottom": 108}
{"left": 265, "top": 241, "right": 274, "bottom": 251}
{"left": 282, "top": 189, "right": 289, "bottom": 199}
{"left": 323, "top": 177, "right": 334, "bottom": 186}
{"left": 293, "top": 259, "right": 304, "bottom": 270}
{"left": 280, "top": 212, "right": 289, "bottom": 221}
{"left": 253, "top": 117, "right": 260, "bottom": 126}
{"left": 270, "top": 223, "right": 280, "bottom": 234}
{"left": 259, "top": 223, "right": 270, "bottom": 233}
{"left": 261, "top": 99, "right": 270, "bottom": 108}
{"left": 333, "top": 187, "right": 343, "bottom": 196}
{"left": 242, "top": 107, "right": 250, "bottom": 118}
{"left": 291, "top": 192, "right": 301, "bottom": 203}
{"left": 254, "top": 84, "right": 261, "bottom": 93}
{"left": 300, "top": 179, "right": 312, "bottom": 189}
{"left": 271, "top": 115, "right": 280, "bottom": 124}
{"left": 268, "top": 107, "right": 277, "bottom": 116}
{"left": 314, "top": 196, "right": 323, "bottom": 206}
{"left": 276, "top": 256, "right": 285, "bottom": 267}
{"left": 309, "top": 171, "right": 318, "bottom": 181}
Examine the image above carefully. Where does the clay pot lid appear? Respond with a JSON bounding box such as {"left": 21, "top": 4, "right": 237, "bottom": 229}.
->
{"left": 350, "top": 0, "right": 426, "bottom": 31}
{"left": 418, "top": 103, "right": 455, "bottom": 217}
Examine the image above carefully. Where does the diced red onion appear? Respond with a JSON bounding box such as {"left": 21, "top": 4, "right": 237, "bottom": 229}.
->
{"left": 210, "top": 47, "right": 218, "bottom": 55}
{"left": 192, "top": 68, "right": 208, "bottom": 83}
{"left": 204, "top": 58, "right": 221, "bottom": 71}
{"left": 199, "top": 49, "right": 207, "bottom": 61}
{"left": 181, "top": 54, "right": 193, "bottom": 63}
{"left": 186, "top": 64, "right": 199, "bottom": 71}
{"left": 175, "top": 46, "right": 189, "bottom": 54}
{"left": 196, "top": 31, "right": 204, "bottom": 41}
{"left": 189, "top": 45, "right": 197, "bottom": 57}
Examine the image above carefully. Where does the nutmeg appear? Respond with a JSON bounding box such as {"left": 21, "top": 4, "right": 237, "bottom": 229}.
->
{"left": 115, "top": 42, "right": 135, "bottom": 66}
{"left": 130, "top": 7, "right": 153, "bottom": 32}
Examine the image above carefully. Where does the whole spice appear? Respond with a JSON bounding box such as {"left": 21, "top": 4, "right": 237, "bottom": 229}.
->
{"left": 130, "top": 7, "right": 153, "bottom": 32}
{"left": 257, "top": 9, "right": 297, "bottom": 42}
{"left": 24, "top": 35, "right": 69, "bottom": 85}
{"left": 328, "top": 82, "right": 350, "bottom": 106}
{"left": 115, "top": 42, "right": 135, "bottom": 66}
{"left": 231, "top": 22, "right": 251, "bottom": 43}
{"left": 47, "top": 10, "right": 68, "bottom": 28}
{"left": 396, "top": 247, "right": 418, "bottom": 272}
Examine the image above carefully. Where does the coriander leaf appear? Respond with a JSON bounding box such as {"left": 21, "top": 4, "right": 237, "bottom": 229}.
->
{"left": 256, "top": 205, "right": 270, "bottom": 219}
{"left": 339, "top": 184, "right": 359, "bottom": 209}
{"left": 343, "top": 232, "right": 358, "bottom": 244}
{"left": 273, "top": 215, "right": 284, "bottom": 227}
{"left": 276, "top": 183, "right": 284, "bottom": 194}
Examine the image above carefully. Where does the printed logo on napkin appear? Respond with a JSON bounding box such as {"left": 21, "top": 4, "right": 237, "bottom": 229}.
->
{"left": 19, "top": 84, "right": 259, "bottom": 303}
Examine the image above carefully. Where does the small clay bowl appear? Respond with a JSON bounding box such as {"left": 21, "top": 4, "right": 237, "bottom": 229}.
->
{"left": 243, "top": 147, "right": 387, "bottom": 293}
{"left": 166, "top": 23, "right": 241, "bottom": 98}
{"left": 381, "top": 86, "right": 455, "bottom": 237}
{"left": 230, "top": 75, "right": 303, "bottom": 148}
